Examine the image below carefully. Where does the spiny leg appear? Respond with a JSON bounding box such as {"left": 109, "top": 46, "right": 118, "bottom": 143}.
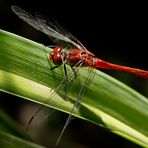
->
{"left": 61, "top": 64, "right": 78, "bottom": 101}
{"left": 63, "top": 66, "right": 78, "bottom": 89}
{"left": 63, "top": 60, "right": 84, "bottom": 86}
{"left": 64, "top": 66, "right": 77, "bottom": 86}
{"left": 63, "top": 63, "right": 68, "bottom": 81}
{"left": 48, "top": 65, "right": 59, "bottom": 70}
{"left": 63, "top": 63, "right": 68, "bottom": 97}
{"left": 71, "top": 66, "right": 77, "bottom": 79}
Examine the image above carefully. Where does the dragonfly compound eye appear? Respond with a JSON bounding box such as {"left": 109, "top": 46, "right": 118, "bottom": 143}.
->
{"left": 49, "top": 51, "right": 62, "bottom": 65}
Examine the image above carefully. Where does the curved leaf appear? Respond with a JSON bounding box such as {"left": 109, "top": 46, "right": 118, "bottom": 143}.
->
{"left": 0, "top": 29, "right": 148, "bottom": 147}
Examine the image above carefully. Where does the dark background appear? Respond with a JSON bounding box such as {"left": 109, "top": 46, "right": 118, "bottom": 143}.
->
{"left": 0, "top": 0, "right": 147, "bottom": 148}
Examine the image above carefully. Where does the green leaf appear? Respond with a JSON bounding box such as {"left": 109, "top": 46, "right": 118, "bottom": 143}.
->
{"left": 0, "top": 29, "right": 148, "bottom": 147}
{"left": 0, "top": 108, "right": 32, "bottom": 141}
{"left": 0, "top": 108, "right": 43, "bottom": 147}
{"left": 0, "top": 131, "right": 44, "bottom": 148}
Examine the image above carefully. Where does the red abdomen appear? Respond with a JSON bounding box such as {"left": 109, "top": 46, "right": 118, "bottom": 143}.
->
{"left": 95, "top": 58, "right": 148, "bottom": 79}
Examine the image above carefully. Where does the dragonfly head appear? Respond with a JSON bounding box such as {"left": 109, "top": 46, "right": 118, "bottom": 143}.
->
{"left": 49, "top": 46, "right": 63, "bottom": 65}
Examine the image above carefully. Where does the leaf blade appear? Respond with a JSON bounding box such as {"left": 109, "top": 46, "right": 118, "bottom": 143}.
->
{"left": 0, "top": 29, "right": 148, "bottom": 147}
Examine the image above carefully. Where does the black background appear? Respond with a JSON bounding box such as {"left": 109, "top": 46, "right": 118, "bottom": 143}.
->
{"left": 0, "top": 0, "right": 147, "bottom": 148}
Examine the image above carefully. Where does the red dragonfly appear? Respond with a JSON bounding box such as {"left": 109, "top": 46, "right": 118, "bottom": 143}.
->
{"left": 50, "top": 46, "right": 148, "bottom": 79}
{"left": 12, "top": 6, "right": 148, "bottom": 145}
{"left": 11, "top": 6, "right": 148, "bottom": 79}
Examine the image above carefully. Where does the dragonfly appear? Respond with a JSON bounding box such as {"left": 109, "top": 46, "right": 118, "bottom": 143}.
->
{"left": 12, "top": 5, "right": 148, "bottom": 145}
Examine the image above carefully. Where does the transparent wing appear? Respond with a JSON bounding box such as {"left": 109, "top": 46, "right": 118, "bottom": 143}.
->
{"left": 12, "top": 6, "right": 87, "bottom": 50}
{"left": 26, "top": 67, "right": 77, "bottom": 130}
{"left": 26, "top": 59, "right": 85, "bottom": 131}
{"left": 35, "top": 13, "right": 87, "bottom": 50}
{"left": 56, "top": 67, "right": 95, "bottom": 145}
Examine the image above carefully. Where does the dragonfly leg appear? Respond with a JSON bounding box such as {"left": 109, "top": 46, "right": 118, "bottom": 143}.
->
{"left": 48, "top": 65, "right": 59, "bottom": 70}
{"left": 63, "top": 63, "right": 68, "bottom": 80}
{"left": 63, "top": 66, "right": 77, "bottom": 86}
{"left": 63, "top": 63, "right": 68, "bottom": 98}
{"left": 70, "top": 66, "right": 77, "bottom": 79}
